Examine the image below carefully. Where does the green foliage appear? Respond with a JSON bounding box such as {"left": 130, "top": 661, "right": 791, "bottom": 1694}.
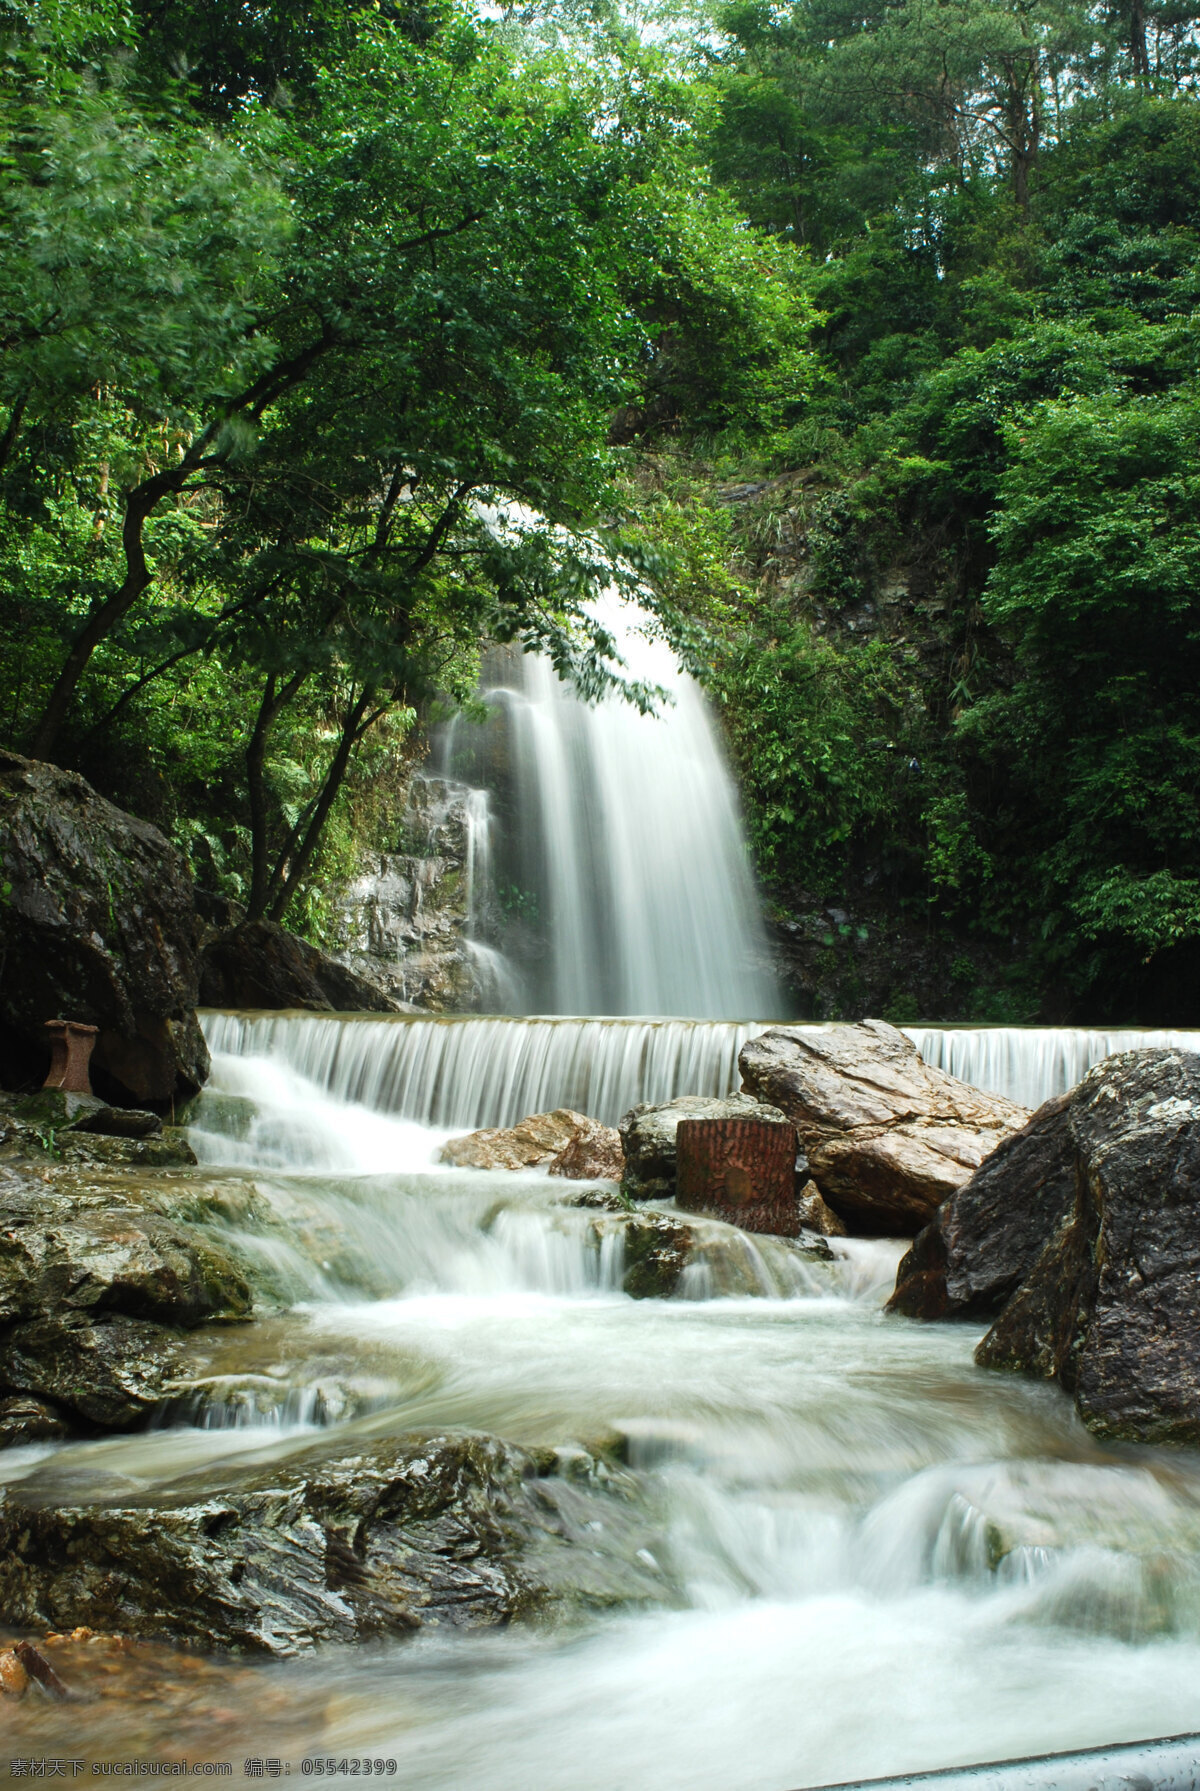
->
{"left": 0, "top": 0, "right": 819, "bottom": 931}
{"left": 5, "top": 0, "right": 1200, "bottom": 1021}
{"left": 706, "top": 601, "right": 931, "bottom": 896}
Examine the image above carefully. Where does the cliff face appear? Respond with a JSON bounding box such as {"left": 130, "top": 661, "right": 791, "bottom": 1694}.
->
{"left": 326, "top": 776, "right": 510, "bottom": 1013}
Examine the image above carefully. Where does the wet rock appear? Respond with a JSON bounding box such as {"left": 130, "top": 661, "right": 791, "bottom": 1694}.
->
{"left": 619, "top": 1212, "right": 696, "bottom": 1298}
{"left": 199, "top": 919, "right": 399, "bottom": 1014}
{"left": 57, "top": 1128, "right": 197, "bottom": 1170}
{"left": 796, "top": 1180, "right": 847, "bottom": 1238}
{"left": 0, "top": 1177, "right": 252, "bottom": 1329}
{"left": 0, "top": 1431, "right": 666, "bottom": 1654}
{"left": 0, "top": 1157, "right": 251, "bottom": 1440}
{"left": 0, "top": 1090, "right": 194, "bottom": 1168}
{"left": 557, "top": 1187, "right": 631, "bottom": 1213}
{"left": 440, "top": 1109, "right": 592, "bottom": 1172}
{"left": 888, "top": 1094, "right": 1074, "bottom": 1319}
{"left": 0, "top": 1312, "right": 184, "bottom": 1428}
{"left": 619, "top": 1094, "right": 791, "bottom": 1203}
{"left": 71, "top": 1106, "right": 162, "bottom": 1139}
{"left": 0, "top": 1394, "right": 71, "bottom": 1446}
{"left": 1, "top": 1089, "right": 107, "bottom": 1133}
{"left": 0, "top": 750, "right": 209, "bottom": 1106}
{"left": 976, "top": 1049, "right": 1200, "bottom": 1445}
{"left": 548, "top": 1118, "right": 624, "bottom": 1182}
{"left": 739, "top": 1019, "right": 1027, "bottom": 1234}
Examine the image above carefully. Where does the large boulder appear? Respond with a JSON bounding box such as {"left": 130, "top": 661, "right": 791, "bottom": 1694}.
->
{"left": 976, "top": 1048, "right": 1200, "bottom": 1445}
{"left": 440, "top": 1109, "right": 622, "bottom": 1179}
{"left": 0, "top": 752, "right": 209, "bottom": 1105}
{"left": 548, "top": 1118, "right": 624, "bottom": 1182}
{"left": 888, "top": 1094, "right": 1075, "bottom": 1319}
{"left": 618, "top": 1094, "right": 791, "bottom": 1202}
{"left": 739, "top": 1019, "right": 1028, "bottom": 1233}
{"left": 0, "top": 1431, "right": 665, "bottom": 1654}
{"left": 199, "top": 919, "right": 400, "bottom": 1014}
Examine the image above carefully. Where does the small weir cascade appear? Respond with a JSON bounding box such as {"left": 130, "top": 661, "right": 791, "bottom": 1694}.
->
{"left": 201, "top": 1010, "right": 1200, "bottom": 1140}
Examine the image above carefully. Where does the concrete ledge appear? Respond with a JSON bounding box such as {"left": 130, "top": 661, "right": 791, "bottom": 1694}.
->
{"left": 807, "top": 1733, "right": 1200, "bottom": 1791}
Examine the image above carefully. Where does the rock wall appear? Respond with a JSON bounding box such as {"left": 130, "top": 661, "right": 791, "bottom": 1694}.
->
{"left": 326, "top": 777, "right": 511, "bottom": 1012}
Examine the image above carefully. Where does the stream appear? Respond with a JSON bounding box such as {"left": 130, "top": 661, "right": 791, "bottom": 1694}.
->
{"left": 6, "top": 1016, "right": 1200, "bottom": 1784}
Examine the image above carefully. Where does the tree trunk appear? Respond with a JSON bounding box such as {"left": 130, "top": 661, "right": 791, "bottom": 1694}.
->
{"left": 675, "top": 1117, "right": 800, "bottom": 1236}
{"left": 246, "top": 668, "right": 311, "bottom": 920}
{"left": 266, "top": 686, "right": 379, "bottom": 923}
{"left": 26, "top": 330, "right": 339, "bottom": 762}
{"left": 28, "top": 499, "right": 154, "bottom": 759}
{"left": 1130, "top": 0, "right": 1150, "bottom": 80}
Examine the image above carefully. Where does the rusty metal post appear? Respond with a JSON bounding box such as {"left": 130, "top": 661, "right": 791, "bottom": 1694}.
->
{"left": 675, "top": 1116, "right": 799, "bottom": 1235}
{"left": 42, "top": 1020, "right": 99, "bottom": 1094}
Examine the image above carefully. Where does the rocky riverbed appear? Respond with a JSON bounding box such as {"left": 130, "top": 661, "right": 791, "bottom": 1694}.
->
{"left": 0, "top": 1030, "right": 1198, "bottom": 1779}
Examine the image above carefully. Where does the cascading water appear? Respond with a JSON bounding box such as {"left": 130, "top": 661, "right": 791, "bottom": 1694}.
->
{"left": 19, "top": 1056, "right": 1200, "bottom": 1779}
{"left": 199, "top": 1009, "right": 1200, "bottom": 1138}
{"left": 437, "top": 599, "right": 781, "bottom": 1018}
{"left": 907, "top": 1023, "right": 1200, "bottom": 1109}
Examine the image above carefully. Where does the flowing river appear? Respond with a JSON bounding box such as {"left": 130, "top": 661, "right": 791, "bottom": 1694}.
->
{"left": 7, "top": 1014, "right": 1200, "bottom": 1783}
{"left": 8, "top": 619, "right": 1200, "bottom": 1779}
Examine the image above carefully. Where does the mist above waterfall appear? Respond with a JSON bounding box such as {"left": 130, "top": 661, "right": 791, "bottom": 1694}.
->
{"left": 438, "top": 596, "right": 782, "bottom": 1019}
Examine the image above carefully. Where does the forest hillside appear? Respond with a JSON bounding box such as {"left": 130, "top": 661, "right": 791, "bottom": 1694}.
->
{"left": 2, "top": 0, "right": 1198, "bottom": 1023}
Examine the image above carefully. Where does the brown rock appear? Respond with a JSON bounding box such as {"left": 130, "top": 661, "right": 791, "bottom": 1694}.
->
{"left": 796, "top": 1180, "right": 848, "bottom": 1238}
{"left": 739, "top": 1019, "right": 1028, "bottom": 1234}
{"left": 548, "top": 1119, "right": 623, "bottom": 1182}
{"left": 888, "top": 1095, "right": 1074, "bottom": 1319}
{"left": 675, "top": 1115, "right": 800, "bottom": 1236}
{"left": 0, "top": 1394, "right": 71, "bottom": 1445}
{"left": 440, "top": 1110, "right": 592, "bottom": 1172}
{"left": 0, "top": 1649, "right": 28, "bottom": 1697}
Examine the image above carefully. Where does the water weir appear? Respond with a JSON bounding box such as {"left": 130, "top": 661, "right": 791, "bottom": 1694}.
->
{"left": 202, "top": 1010, "right": 1200, "bottom": 1130}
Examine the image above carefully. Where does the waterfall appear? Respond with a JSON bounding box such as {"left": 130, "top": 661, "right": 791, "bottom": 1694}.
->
{"left": 438, "top": 598, "right": 781, "bottom": 1019}
{"left": 199, "top": 1011, "right": 1200, "bottom": 1127}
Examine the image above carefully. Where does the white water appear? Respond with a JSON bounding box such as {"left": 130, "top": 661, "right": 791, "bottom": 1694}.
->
{"left": 199, "top": 1009, "right": 1200, "bottom": 1135}
{"left": 908, "top": 1024, "right": 1200, "bottom": 1110}
{"left": 17, "top": 1027, "right": 1200, "bottom": 1777}
{"left": 438, "top": 602, "right": 780, "bottom": 1018}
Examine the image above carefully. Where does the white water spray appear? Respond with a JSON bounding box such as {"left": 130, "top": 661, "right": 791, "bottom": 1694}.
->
{"left": 439, "top": 600, "right": 780, "bottom": 1018}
